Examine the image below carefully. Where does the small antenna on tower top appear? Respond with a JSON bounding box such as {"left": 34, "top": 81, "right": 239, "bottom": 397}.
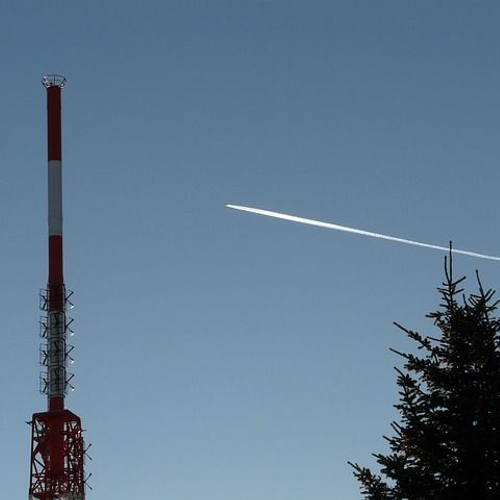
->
{"left": 41, "top": 74, "right": 67, "bottom": 88}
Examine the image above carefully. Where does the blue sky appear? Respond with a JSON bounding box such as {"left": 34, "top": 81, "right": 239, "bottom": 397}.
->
{"left": 2, "top": 1, "right": 500, "bottom": 499}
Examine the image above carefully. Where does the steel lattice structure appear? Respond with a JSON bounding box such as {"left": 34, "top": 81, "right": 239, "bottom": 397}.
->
{"left": 29, "top": 410, "right": 85, "bottom": 500}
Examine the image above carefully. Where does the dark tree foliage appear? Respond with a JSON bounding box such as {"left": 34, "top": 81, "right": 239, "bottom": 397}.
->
{"left": 349, "top": 256, "right": 500, "bottom": 500}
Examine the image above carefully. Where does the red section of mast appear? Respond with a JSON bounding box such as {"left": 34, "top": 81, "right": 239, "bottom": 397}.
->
{"left": 47, "top": 86, "right": 62, "bottom": 161}
{"left": 29, "top": 75, "right": 87, "bottom": 500}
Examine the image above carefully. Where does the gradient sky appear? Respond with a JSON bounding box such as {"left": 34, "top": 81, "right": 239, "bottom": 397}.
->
{"left": 2, "top": 2, "right": 500, "bottom": 499}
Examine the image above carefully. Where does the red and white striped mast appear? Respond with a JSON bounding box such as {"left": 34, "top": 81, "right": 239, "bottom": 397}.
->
{"left": 46, "top": 74, "right": 67, "bottom": 412}
{"left": 29, "top": 75, "right": 87, "bottom": 500}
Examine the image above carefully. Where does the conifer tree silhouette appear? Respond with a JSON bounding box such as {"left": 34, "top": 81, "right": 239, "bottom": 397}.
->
{"left": 350, "top": 253, "right": 500, "bottom": 500}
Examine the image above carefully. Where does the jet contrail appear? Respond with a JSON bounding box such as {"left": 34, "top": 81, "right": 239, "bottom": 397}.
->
{"left": 227, "top": 204, "right": 500, "bottom": 262}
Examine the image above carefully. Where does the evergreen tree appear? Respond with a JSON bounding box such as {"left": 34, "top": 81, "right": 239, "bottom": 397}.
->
{"left": 349, "top": 255, "right": 500, "bottom": 500}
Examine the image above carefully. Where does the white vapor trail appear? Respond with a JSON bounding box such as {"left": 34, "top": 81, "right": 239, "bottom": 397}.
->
{"left": 227, "top": 204, "right": 500, "bottom": 262}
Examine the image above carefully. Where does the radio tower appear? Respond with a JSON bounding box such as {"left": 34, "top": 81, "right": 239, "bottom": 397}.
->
{"left": 29, "top": 75, "right": 86, "bottom": 500}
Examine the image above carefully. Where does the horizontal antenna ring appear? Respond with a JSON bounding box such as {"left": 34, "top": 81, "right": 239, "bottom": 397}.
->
{"left": 41, "top": 74, "right": 67, "bottom": 88}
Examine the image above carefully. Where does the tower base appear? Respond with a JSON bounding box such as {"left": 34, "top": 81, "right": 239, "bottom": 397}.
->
{"left": 29, "top": 409, "right": 85, "bottom": 500}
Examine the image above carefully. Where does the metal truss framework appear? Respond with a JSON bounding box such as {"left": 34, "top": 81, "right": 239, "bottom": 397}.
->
{"left": 29, "top": 410, "right": 85, "bottom": 500}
